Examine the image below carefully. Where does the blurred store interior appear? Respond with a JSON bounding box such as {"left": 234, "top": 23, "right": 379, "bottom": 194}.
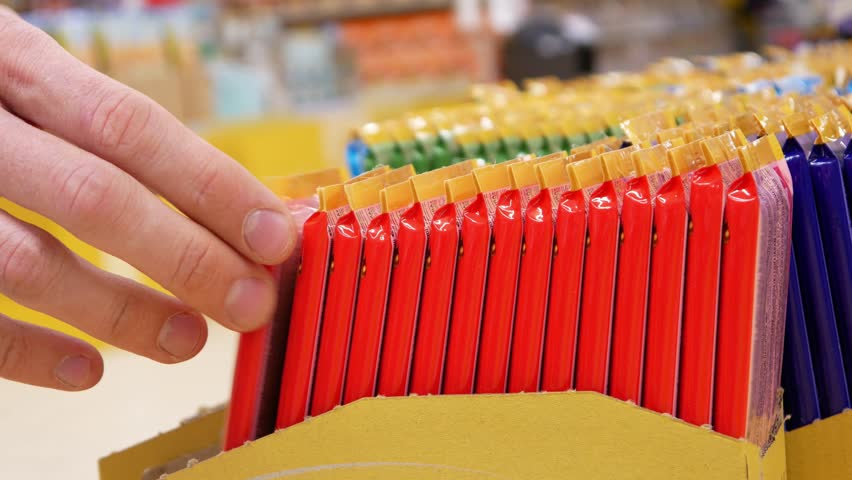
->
{"left": 1, "top": 0, "right": 851, "bottom": 478}
{"left": 3, "top": 0, "right": 851, "bottom": 175}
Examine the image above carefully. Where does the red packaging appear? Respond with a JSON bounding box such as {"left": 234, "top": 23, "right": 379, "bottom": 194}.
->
{"left": 226, "top": 321, "right": 268, "bottom": 451}
{"left": 275, "top": 185, "right": 349, "bottom": 430}
{"left": 442, "top": 174, "right": 492, "bottom": 395}
{"left": 442, "top": 191, "right": 496, "bottom": 393}
{"left": 540, "top": 161, "right": 586, "bottom": 392}
{"left": 228, "top": 256, "right": 310, "bottom": 448}
{"left": 311, "top": 166, "right": 414, "bottom": 417}
{"left": 715, "top": 137, "right": 791, "bottom": 444}
{"left": 608, "top": 145, "right": 671, "bottom": 403}
{"left": 409, "top": 167, "right": 478, "bottom": 395}
{"left": 344, "top": 181, "right": 415, "bottom": 404}
{"left": 475, "top": 162, "right": 535, "bottom": 394}
{"left": 574, "top": 147, "right": 636, "bottom": 394}
{"left": 507, "top": 158, "right": 559, "bottom": 393}
{"left": 676, "top": 134, "right": 742, "bottom": 427}
{"left": 226, "top": 170, "right": 338, "bottom": 449}
{"left": 642, "top": 141, "right": 705, "bottom": 415}
{"left": 375, "top": 200, "right": 429, "bottom": 397}
{"left": 377, "top": 162, "right": 475, "bottom": 397}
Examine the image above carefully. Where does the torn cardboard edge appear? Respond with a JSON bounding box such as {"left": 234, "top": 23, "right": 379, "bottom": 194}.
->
{"left": 142, "top": 445, "right": 220, "bottom": 480}
{"left": 101, "top": 392, "right": 787, "bottom": 480}
{"left": 99, "top": 405, "right": 226, "bottom": 480}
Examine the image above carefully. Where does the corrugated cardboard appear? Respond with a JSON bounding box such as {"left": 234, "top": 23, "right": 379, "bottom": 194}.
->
{"left": 102, "top": 392, "right": 785, "bottom": 480}
{"left": 786, "top": 409, "right": 852, "bottom": 479}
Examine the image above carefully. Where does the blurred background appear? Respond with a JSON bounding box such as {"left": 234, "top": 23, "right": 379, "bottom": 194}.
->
{"left": 0, "top": 0, "right": 850, "bottom": 478}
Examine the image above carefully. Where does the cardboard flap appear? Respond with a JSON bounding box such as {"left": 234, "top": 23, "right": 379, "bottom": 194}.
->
{"left": 163, "top": 392, "right": 784, "bottom": 480}
{"left": 99, "top": 406, "right": 225, "bottom": 480}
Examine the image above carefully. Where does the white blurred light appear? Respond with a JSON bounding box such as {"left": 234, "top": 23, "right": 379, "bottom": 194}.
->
{"left": 488, "top": 0, "right": 529, "bottom": 35}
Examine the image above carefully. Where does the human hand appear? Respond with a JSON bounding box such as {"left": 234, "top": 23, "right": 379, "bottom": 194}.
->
{"left": 0, "top": 8, "right": 297, "bottom": 391}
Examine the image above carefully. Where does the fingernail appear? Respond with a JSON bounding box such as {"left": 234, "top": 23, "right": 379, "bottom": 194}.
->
{"left": 225, "top": 277, "right": 276, "bottom": 331}
{"left": 55, "top": 355, "right": 92, "bottom": 388}
{"left": 158, "top": 312, "right": 205, "bottom": 359}
{"left": 243, "top": 209, "right": 295, "bottom": 263}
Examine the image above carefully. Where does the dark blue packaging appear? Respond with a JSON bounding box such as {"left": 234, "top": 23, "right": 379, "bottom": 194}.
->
{"left": 845, "top": 142, "right": 852, "bottom": 210}
{"left": 782, "top": 252, "right": 822, "bottom": 430}
{"left": 785, "top": 137, "right": 851, "bottom": 416}
{"left": 809, "top": 142, "right": 852, "bottom": 405}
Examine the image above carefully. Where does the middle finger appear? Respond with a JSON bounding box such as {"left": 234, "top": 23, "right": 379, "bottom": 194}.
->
{"left": 0, "top": 108, "right": 275, "bottom": 332}
{"left": 0, "top": 210, "right": 207, "bottom": 363}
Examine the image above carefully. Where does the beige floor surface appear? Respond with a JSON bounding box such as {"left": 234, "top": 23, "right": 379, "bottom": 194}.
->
{"left": 0, "top": 322, "right": 238, "bottom": 480}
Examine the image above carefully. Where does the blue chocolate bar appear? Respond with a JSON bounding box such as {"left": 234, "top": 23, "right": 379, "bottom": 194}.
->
{"left": 844, "top": 143, "right": 852, "bottom": 211}
{"left": 785, "top": 138, "right": 850, "bottom": 416}
{"left": 809, "top": 142, "right": 852, "bottom": 406}
{"left": 782, "top": 252, "right": 821, "bottom": 430}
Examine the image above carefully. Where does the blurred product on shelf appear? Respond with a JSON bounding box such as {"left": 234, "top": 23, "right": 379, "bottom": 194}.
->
{"left": 14, "top": 1, "right": 494, "bottom": 121}
{"left": 8, "top": 0, "right": 852, "bottom": 132}
{"left": 22, "top": 5, "right": 214, "bottom": 123}
{"left": 339, "top": 12, "right": 481, "bottom": 87}
{"left": 7, "top": 0, "right": 500, "bottom": 180}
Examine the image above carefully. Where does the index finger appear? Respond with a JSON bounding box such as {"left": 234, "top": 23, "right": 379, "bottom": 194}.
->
{"left": 0, "top": 10, "right": 296, "bottom": 264}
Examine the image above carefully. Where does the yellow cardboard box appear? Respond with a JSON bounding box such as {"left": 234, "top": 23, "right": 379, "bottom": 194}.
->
{"left": 100, "top": 406, "right": 225, "bottom": 480}
{"left": 786, "top": 409, "right": 852, "bottom": 479}
{"left": 100, "top": 391, "right": 786, "bottom": 480}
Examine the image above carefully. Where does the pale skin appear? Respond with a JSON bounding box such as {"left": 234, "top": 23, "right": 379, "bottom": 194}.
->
{"left": 0, "top": 7, "right": 297, "bottom": 391}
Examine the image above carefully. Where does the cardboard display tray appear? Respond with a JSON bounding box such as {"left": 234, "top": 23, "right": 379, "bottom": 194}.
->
{"left": 786, "top": 409, "right": 852, "bottom": 479}
{"left": 101, "top": 391, "right": 786, "bottom": 480}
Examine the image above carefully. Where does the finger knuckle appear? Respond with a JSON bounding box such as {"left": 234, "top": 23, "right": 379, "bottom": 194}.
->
{"left": 0, "top": 11, "right": 50, "bottom": 99}
{"left": 0, "top": 224, "right": 60, "bottom": 299}
{"left": 106, "top": 292, "right": 134, "bottom": 341}
{"left": 190, "top": 158, "right": 234, "bottom": 211}
{"left": 0, "top": 321, "right": 28, "bottom": 379}
{"left": 86, "top": 88, "right": 153, "bottom": 151}
{"left": 55, "top": 164, "right": 126, "bottom": 231}
{"left": 171, "top": 237, "right": 218, "bottom": 293}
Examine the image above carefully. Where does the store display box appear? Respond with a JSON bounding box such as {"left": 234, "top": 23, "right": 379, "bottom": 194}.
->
{"left": 100, "top": 391, "right": 786, "bottom": 480}
{"left": 786, "top": 409, "right": 852, "bottom": 480}
{"left": 99, "top": 406, "right": 225, "bottom": 480}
